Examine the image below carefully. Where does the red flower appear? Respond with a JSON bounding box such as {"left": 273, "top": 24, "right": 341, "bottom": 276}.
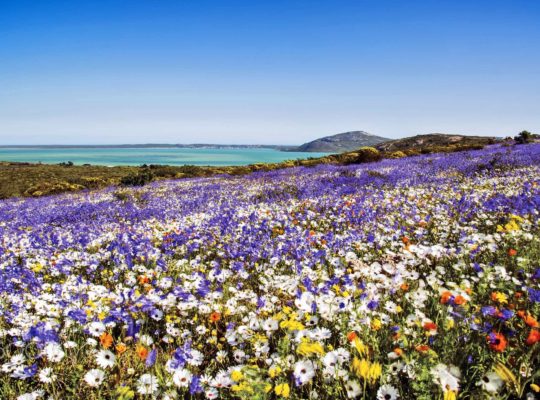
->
{"left": 454, "top": 295, "right": 467, "bottom": 305}
{"left": 209, "top": 312, "right": 221, "bottom": 323}
{"left": 526, "top": 329, "right": 540, "bottom": 346}
{"left": 508, "top": 248, "right": 517, "bottom": 257}
{"left": 519, "top": 312, "right": 539, "bottom": 328}
{"left": 440, "top": 291, "right": 452, "bottom": 304}
{"left": 423, "top": 322, "right": 438, "bottom": 331}
{"left": 487, "top": 332, "right": 507, "bottom": 352}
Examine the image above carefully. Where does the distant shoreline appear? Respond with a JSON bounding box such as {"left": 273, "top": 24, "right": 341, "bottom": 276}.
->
{"left": 0, "top": 144, "right": 297, "bottom": 151}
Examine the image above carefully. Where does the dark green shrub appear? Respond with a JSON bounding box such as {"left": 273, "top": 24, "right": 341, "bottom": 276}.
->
{"left": 120, "top": 169, "right": 154, "bottom": 186}
{"left": 514, "top": 130, "right": 533, "bottom": 144}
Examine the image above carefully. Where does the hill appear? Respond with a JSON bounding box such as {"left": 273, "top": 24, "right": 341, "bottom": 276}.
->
{"left": 292, "top": 131, "right": 390, "bottom": 152}
{"left": 375, "top": 133, "right": 498, "bottom": 152}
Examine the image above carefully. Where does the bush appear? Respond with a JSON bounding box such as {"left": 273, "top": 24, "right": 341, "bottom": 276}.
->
{"left": 514, "top": 130, "right": 533, "bottom": 144}
{"left": 120, "top": 169, "right": 154, "bottom": 186}
{"left": 386, "top": 151, "right": 407, "bottom": 159}
{"left": 343, "top": 147, "right": 382, "bottom": 164}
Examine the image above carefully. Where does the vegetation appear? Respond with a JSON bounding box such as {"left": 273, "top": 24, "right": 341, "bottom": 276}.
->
{"left": 514, "top": 130, "right": 537, "bottom": 145}
{"left": 0, "top": 138, "right": 506, "bottom": 199}
{"left": 0, "top": 144, "right": 539, "bottom": 399}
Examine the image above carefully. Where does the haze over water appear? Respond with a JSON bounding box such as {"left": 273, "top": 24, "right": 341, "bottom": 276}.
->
{"left": 0, "top": 147, "right": 329, "bottom": 166}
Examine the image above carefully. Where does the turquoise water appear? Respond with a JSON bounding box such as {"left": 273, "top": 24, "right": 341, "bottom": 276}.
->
{"left": 0, "top": 147, "right": 329, "bottom": 166}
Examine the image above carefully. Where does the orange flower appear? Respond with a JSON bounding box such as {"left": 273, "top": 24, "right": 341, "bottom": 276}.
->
{"left": 115, "top": 343, "right": 127, "bottom": 354}
{"left": 415, "top": 344, "right": 430, "bottom": 352}
{"left": 346, "top": 331, "right": 358, "bottom": 342}
{"left": 400, "top": 283, "right": 409, "bottom": 291}
{"left": 454, "top": 295, "right": 467, "bottom": 305}
{"left": 487, "top": 332, "right": 507, "bottom": 352}
{"left": 526, "top": 329, "right": 540, "bottom": 345}
{"left": 508, "top": 248, "right": 517, "bottom": 257}
{"left": 402, "top": 236, "right": 410, "bottom": 245}
{"left": 99, "top": 332, "right": 113, "bottom": 349}
{"left": 138, "top": 275, "right": 150, "bottom": 284}
{"left": 440, "top": 291, "right": 453, "bottom": 304}
{"left": 393, "top": 348, "right": 403, "bottom": 357}
{"left": 523, "top": 314, "right": 539, "bottom": 328}
{"left": 136, "top": 344, "right": 149, "bottom": 360}
{"left": 209, "top": 312, "right": 221, "bottom": 323}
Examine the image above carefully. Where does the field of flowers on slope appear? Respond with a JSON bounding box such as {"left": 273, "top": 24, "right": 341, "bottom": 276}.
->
{"left": 0, "top": 144, "right": 539, "bottom": 400}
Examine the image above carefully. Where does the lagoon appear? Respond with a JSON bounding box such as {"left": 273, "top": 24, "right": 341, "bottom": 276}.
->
{"left": 0, "top": 147, "right": 330, "bottom": 166}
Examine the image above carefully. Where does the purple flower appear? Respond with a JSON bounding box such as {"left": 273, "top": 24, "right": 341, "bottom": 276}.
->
{"left": 481, "top": 306, "right": 497, "bottom": 317}
{"left": 146, "top": 348, "right": 157, "bottom": 367}
{"left": 528, "top": 288, "right": 540, "bottom": 303}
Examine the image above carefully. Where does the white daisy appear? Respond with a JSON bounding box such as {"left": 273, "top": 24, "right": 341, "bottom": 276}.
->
{"left": 95, "top": 349, "right": 116, "bottom": 369}
{"left": 88, "top": 321, "right": 106, "bottom": 337}
{"left": 136, "top": 373, "right": 159, "bottom": 395}
{"left": 38, "top": 367, "right": 57, "bottom": 383}
{"left": 172, "top": 368, "right": 192, "bottom": 387}
{"left": 188, "top": 349, "right": 204, "bottom": 366}
{"left": 84, "top": 369, "right": 105, "bottom": 387}
{"left": 377, "top": 384, "right": 400, "bottom": 400}
{"left": 42, "top": 342, "right": 65, "bottom": 363}
{"left": 17, "top": 390, "right": 45, "bottom": 400}
{"left": 293, "top": 359, "right": 316, "bottom": 385}
{"left": 345, "top": 380, "right": 362, "bottom": 398}
{"left": 477, "top": 371, "right": 504, "bottom": 393}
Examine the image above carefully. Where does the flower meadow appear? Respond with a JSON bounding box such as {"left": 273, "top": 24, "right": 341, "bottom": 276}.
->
{"left": 1, "top": 144, "right": 540, "bottom": 400}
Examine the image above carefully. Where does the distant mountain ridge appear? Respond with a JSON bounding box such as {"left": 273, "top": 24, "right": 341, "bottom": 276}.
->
{"left": 290, "top": 131, "right": 390, "bottom": 153}
{"left": 0, "top": 132, "right": 500, "bottom": 154}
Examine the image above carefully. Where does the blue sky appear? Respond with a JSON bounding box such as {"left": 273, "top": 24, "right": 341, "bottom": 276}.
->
{"left": 1, "top": 0, "right": 539, "bottom": 145}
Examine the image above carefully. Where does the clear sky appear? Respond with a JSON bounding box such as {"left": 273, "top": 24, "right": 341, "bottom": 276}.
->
{"left": 1, "top": 0, "right": 539, "bottom": 145}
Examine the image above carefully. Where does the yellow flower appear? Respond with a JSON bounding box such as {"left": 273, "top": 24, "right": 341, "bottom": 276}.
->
{"left": 269, "top": 366, "right": 282, "bottom": 378}
{"left": 280, "top": 319, "right": 305, "bottom": 331}
{"left": 368, "top": 362, "right": 382, "bottom": 384}
{"left": 297, "top": 338, "right": 325, "bottom": 356}
{"left": 371, "top": 318, "right": 382, "bottom": 331}
{"left": 31, "top": 263, "right": 43, "bottom": 273}
{"left": 275, "top": 383, "right": 290, "bottom": 398}
{"left": 231, "top": 370, "right": 244, "bottom": 382}
{"left": 352, "top": 338, "right": 368, "bottom": 356}
{"left": 352, "top": 357, "right": 370, "bottom": 379}
{"left": 231, "top": 381, "right": 253, "bottom": 393}
{"left": 531, "top": 383, "right": 540, "bottom": 393}
{"left": 497, "top": 215, "right": 522, "bottom": 233}
{"left": 491, "top": 291, "right": 508, "bottom": 304}
{"left": 352, "top": 358, "right": 381, "bottom": 385}
{"left": 443, "top": 391, "right": 457, "bottom": 400}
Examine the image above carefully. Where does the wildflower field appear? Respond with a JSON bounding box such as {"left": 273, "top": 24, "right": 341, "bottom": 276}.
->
{"left": 1, "top": 144, "right": 539, "bottom": 400}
